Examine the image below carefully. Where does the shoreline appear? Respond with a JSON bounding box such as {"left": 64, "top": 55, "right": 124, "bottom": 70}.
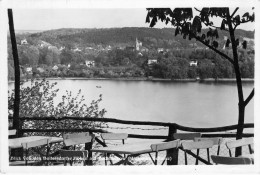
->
{"left": 8, "top": 77, "right": 254, "bottom": 83}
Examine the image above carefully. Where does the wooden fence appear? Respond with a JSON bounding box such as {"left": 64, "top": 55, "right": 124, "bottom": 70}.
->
{"left": 9, "top": 116, "right": 254, "bottom": 165}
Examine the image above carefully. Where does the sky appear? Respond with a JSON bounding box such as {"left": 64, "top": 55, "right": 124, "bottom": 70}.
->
{"left": 13, "top": 8, "right": 255, "bottom": 31}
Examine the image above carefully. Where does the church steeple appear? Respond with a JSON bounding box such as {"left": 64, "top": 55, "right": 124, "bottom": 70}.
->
{"left": 136, "top": 37, "right": 142, "bottom": 51}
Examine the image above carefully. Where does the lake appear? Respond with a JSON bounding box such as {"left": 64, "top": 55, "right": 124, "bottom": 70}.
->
{"left": 8, "top": 79, "right": 254, "bottom": 135}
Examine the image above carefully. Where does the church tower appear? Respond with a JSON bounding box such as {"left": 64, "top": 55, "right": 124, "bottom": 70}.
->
{"left": 136, "top": 38, "right": 142, "bottom": 51}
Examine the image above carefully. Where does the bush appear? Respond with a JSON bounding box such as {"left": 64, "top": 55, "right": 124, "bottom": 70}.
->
{"left": 8, "top": 78, "right": 107, "bottom": 136}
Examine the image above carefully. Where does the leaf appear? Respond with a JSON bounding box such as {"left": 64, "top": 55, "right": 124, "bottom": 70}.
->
{"left": 150, "top": 17, "right": 157, "bottom": 27}
{"left": 175, "top": 27, "right": 179, "bottom": 36}
{"left": 236, "top": 39, "right": 239, "bottom": 46}
{"left": 250, "top": 13, "right": 255, "bottom": 22}
{"left": 212, "top": 41, "right": 218, "bottom": 48}
{"left": 201, "top": 34, "right": 206, "bottom": 41}
{"left": 242, "top": 12, "right": 249, "bottom": 19}
{"left": 221, "top": 19, "right": 226, "bottom": 30}
{"left": 242, "top": 41, "right": 247, "bottom": 49}
{"left": 207, "top": 29, "right": 212, "bottom": 38}
{"left": 225, "top": 39, "right": 230, "bottom": 47}
{"left": 146, "top": 13, "right": 150, "bottom": 23}
{"left": 234, "top": 15, "right": 241, "bottom": 24}
{"left": 191, "top": 16, "right": 202, "bottom": 33}
{"left": 166, "top": 17, "right": 170, "bottom": 25}
{"left": 214, "top": 29, "right": 219, "bottom": 39}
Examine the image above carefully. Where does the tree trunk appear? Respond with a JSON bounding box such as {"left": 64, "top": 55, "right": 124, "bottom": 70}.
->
{"left": 236, "top": 104, "right": 245, "bottom": 156}
{"left": 8, "top": 9, "right": 21, "bottom": 136}
{"left": 226, "top": 9, "right": 245, "bottom": 156}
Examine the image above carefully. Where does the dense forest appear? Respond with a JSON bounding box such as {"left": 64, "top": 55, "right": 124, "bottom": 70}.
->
{"left": 8, "top": 27, "right": 254, "bottom": 80}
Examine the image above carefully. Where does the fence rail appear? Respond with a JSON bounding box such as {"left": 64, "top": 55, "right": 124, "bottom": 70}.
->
{"left": 9, "top": 116, "right": 254, "bottom": 165}
{"left": 11, "top": 116, "right": 254, "bottom": 131}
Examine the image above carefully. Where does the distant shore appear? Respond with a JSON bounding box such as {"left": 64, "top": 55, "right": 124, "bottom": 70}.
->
{"left": 8, "top": 77, "right": 254, "bottom": 83}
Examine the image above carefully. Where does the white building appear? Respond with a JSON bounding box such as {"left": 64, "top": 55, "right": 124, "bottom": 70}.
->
{"left": 26, "top": 67, "right": 32, "bottom": 74}
{"left": 73, "top": 48, "right": 82, "bottom": 52}
{"left": 59, "top": 46, "right": 65, "bottom": 51}
{"left": 85, "top": 60, "right": 95, "bottom": 67}
{"left": 21, "top": 39, "right": 28, "bottom": 45}
{"left": 157, "top": 48, "right": 164, "bottom": 53}
{"left": 105, "top": 45, "right": 112, "bottom": 51}
{"left": 148, "top": 59, "right": 157, "bottom": 65}
{"left": 189, "top": 60, "right": 198, "bottom": 67}
{"left": 136, "top": 38, "right": 142, "bottom": 51}
{"left": 52, "top": 65, "right": 59, "bottom": 71}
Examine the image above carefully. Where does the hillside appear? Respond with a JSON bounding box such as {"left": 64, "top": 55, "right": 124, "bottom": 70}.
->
{"left": 17, "top": 27, "right": 254, "bottom": 49}
{"left": 8, "top": 27, "right": 254, "bottom": 80}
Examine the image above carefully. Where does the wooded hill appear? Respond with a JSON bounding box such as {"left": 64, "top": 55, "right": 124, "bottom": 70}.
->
{"left": 18, "top": 27, "right": 254, "bottom": 49}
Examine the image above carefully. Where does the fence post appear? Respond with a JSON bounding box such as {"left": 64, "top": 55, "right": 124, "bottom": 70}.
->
{"left": 85, "top": 132, "right": 94, "bottom": 165}
{"left": 166, "top": 124, "right": 178, "bottom": 165}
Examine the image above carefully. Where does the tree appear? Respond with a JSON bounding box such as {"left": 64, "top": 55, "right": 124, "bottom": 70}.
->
{"left": 146, "top": 7, "right": 254, "bottom": 156}
{"left": 8, "top": 9, "right": 21, "bottom": 136}
{"left": 60, "top": 49, "right": 73, "bottom": 65}
{"left": 8, "top": 79, "right": 107, "bottom": 162}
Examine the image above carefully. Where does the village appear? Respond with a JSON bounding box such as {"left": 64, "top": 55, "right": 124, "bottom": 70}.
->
{"left": 8, "top": 28, "right": 255, "bottom": 81}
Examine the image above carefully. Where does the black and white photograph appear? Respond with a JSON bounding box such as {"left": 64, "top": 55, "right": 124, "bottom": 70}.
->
{"left": 0, "top": 0, "right": 259, "bottom": 174}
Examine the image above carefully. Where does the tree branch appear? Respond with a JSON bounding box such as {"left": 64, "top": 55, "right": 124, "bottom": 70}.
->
{"left": 234, "top": 19, "right": 252, "bottom": 30}
{"left": 201, "top": 21, "right": 229, "bottom": 32}
{"left": 194, "top": 7, "right": 227, "bottom": 20}
{"left": 231, "top": 7, "right": 239, "bottom": 18}
{"left": 244, "top": 88, "right": 254, "bottom": 106}
{"left": 192, "top": 34, "right": 234, "bottom": 65}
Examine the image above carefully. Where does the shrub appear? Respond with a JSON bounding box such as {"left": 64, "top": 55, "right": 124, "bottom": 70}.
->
{"left": 8, "top": 78, "right": 107, "bottom": 136}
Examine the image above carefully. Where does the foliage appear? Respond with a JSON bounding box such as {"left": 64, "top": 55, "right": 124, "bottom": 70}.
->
{"left": 8, "top": 79, "right": 107, "bottom": 136}
{"left": 8, "top": 26, "right": 254, "bottom": 81}
{"left": 146, "top": 7, "right": 255, "bottom": 156}
{"left": 146, "top": 8, "right": 254, "bottom": 50}
{"left": 17, "top": 45, "right": 40, "bottom": 66}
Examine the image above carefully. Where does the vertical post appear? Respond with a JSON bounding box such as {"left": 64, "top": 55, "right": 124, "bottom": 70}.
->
{"left": 8, "top": 9, "right": 24, "bottom": 161}
{"left": 166, "top": 124, "right": 178, "bottom": 165}
{"left": 195, "top": 149, "right": 199, "bottom": 165}
{"left": 85, "top": 142, "right": 92, "bottom": 165}
{"left": 85, "top": 133, "right": 94, "bottom": 165}
{"left": 8, "top": 9, "right": 21, "bottom": 136}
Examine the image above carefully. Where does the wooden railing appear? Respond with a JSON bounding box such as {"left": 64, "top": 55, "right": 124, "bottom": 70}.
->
{"left": 9, "top": 116, "right": 254, "bottom": 165}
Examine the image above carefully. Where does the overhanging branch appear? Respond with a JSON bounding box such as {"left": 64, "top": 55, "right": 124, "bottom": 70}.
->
{"left": 199, "top": 19, "right": 229, "bottom": 32}
{"left": 231, "top": 7, "right": 239, "bottom": 18}
{"left": 234, "top": 19, "right": 252, "bottom": 30}
{"left": 192, "top": 34, "right": 234, "bottom": 65}
{"left": 244, "top": 88, "right": 254, "bottom": 106}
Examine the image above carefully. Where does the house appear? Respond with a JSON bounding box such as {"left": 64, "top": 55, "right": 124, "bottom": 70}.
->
{"left": 137, "top": 52, "right": 143, "bottom": 56}
{"left": 157, "top": 48, "right": 164, "bottom": 53}
{"left": 85, "top": 60, "right": 95, "bottom": 67}
{"left": 38, "top": 40, "right": 52, "bottom": 48}
{"left": 140, "top": 47, "right": 149, "bottom": 52}
{"left": 52, "top": 65, "right": 59, "bottom": 71}
{"left": 21, "top": 39, "right": 28, "bottom": 45}
{"left": 189, "top": 60, "right": 198, "bottom": 67}
{"left": 148, "top": 59, "right": 157, "bottom": 65}
{"left": 36, "top": 67, "right": 45, "bottom": 73}
{"left": 105, "top": 45, "right": 112, "bottom": 51}
{"left": 26, "top": 67, "right": 32, "bottom": 74}
{"left": 59, "top": 46, "right": 65, "bottom": 51}
{"left": 73, "top": 48, "right": 82, "bottom": 52}
{"left": 243, "top": 37, "right": 254, "bottom": 43}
